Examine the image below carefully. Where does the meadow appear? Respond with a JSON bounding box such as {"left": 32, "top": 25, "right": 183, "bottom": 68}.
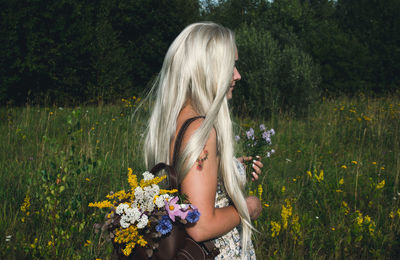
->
{"left": 1, "top": 94, "right": 399, "bottom": 259}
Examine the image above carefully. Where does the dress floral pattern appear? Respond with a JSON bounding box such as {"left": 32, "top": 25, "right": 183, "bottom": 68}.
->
{"left": 211, "top": 158, "right": 256, "bottom": 259}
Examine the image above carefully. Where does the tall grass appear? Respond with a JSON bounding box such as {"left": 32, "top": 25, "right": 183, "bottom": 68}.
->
{"left": 1, "top": 95, "right": 399, "bottom": 259}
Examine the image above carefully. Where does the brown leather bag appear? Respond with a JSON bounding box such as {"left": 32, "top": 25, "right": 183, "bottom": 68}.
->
{"left": 115, "top": 116, "right": 219, "bottom": 259}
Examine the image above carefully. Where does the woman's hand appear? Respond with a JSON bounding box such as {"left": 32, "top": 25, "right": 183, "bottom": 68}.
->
{"left": 237, "top": 156, "right": 264, "bottom": 181}
{"left": 245, "top": 196, "right": 262, "bottom": 220}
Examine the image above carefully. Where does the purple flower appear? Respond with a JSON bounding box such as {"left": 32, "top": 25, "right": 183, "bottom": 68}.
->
{"left": 246, "top": 128, "right": 254, "bottom": 140}
{"left": 186, "top": 209, "right": 200, "bottom": 223}
{"left": 156, "top": 215, "right": 172, "bottom": 235}
{"left": 269, "top": 129, "right": 275, "bottom": 136}
{"left": 259, "top": 124, "right": 266, "bottom": 131}
{"left": 262, "top": 131, "right": 272, "bottom": 144}
{"left": 235, "top": 135, "right": 240, "bottom": 142}
{"left": 165, "top": 197, "right": 187, "bottom": 222}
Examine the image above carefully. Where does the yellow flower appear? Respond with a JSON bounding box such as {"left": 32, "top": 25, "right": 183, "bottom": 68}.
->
{"left": 293, "top": 178, "right": 297, "bottom": 182}
{"left": 356, "top": 216, "right": 363, "bottom": 225}
{"left": 281, "top": 186, "right": 286, "bottom": 193}
{"left": 397, "top": 209, "right": 400, "bottom": 218}
{"left": 306, "top": 170, "right": 312, "bottom": 177}
{"left": 89, "top": 200, "right": 114, "bottom": 209}
{"left": 281, "top": 200, "right": 292, "bottom": 230}
{"left": 315, "top": 170, "right": 324, "bottom": 182}
{"left": 376, "top": 180, "right": 385, "bottom": 189}
{"left": 48, "top": 241, "right": 53, "bottom": 247}
{"left": 364, "top": 215, "right": 371, "bottom": 224}
{"left": 381, "top": 167, "right": 385, "bottom": 170}
{"left": 331, "top": 227, "right": 335, "bottom": 231}
{"left": 258, "top": 184, "right": 263, "bottom": 201}
{"left": 264, "top": 203, "right": 270, "bottom": 207}
{"left": 85, "top": 178, "right": 90, "bottom": 182}
{"left": 20, "top": 194, "right": 30, "bottom": 213}
{"left": 351, "top": 161, "right": 358, "bottom": 165}
{"left": 342, "top": 201, "right": 349, "bottom": 215}
{"left": 372, "top": 162, "right": 377, "bottom": 165}
{"left": 270, "top": 221, "right": 281, "bottom": 238}
{"left": 363, "top": 115, "right": 372, "bottom": 121}
{"left": 341, "top": 165, "right": 347, "bottom": 169}
{"left": 336, "top": 190, "right": 343, "bottom": 193}
{"left": 339, "top": 178, "right": 344, "bottom": 185}
{"left": 389, "top": 211, "right": 395, "bottom": 219}
{"left": 84, "top": 240, "right": 92, "bottom": 247}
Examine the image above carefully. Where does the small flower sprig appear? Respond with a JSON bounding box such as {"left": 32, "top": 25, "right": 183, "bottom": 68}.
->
{"left": 89, "top": 168, "right": 200, "bottom": 257}
{"left": 236, "top": 124, "right": 276, "bottom": 159}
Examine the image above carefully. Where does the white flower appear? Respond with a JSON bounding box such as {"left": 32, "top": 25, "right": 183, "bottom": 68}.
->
{"left": 271, "top": 149, "right": 276, "bottom": 154}
{"left": 116, "top": 203, "right": 129, "bottom": 215}
{"left": 134, "top": 187, "right": 144, "bottom": 201}
{"left": 142, "top": 171, "right": 154, "bottom": 181}
{"left": 137, "top": 215, "right": 149, "bottom": 229}
{"left": 266, "top": 152, "right": 271, "bottom": 158}
{"left": 155, "top": 196, "right": 166, "bottom": 208}
{"left": 120, "top": 215, "right": 131, "bottom": 228}
{"left": 125, "top": 207, "right": 141, "bottom": 224}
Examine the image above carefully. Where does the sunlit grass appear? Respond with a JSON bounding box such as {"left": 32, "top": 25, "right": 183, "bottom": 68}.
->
{"left": 0, "top": 95, "right": 399, "bottom": 259}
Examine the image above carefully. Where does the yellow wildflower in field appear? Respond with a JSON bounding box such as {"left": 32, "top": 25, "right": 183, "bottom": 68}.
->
{"left": 381, "top": 167, "right": 385, "bottom": 170}
{"left": 306, "top": 170, "right": 312, "bottom": 177}
{"left": 336, "top": 190, "right": 343, "bottom": 193}
{"left": 351, "top": 161, "right": 358, "bottom": 165}
{"left": 315, "top": 170, "right": 324, "bottom": 182}
{"left": 372, "top": 162, "right": 377, "bottom": 165}
{"left": 341, "top": 165, "right": 347, "bottom": 169}
{"left": 281, "top": 200, "right": 293, "bottom": 230}
{"left": 368, "top": 221, "right": 376, "bottom": 235}
{"left": 389, "top": 211, "right": 395, "bottom": 219}
{"left": 339, "top": 178, "right": 344, "bottom": 185}
{"left": 363, "top": 115, "right": 372, "bottom": 121}
{"left": 364, "top": 215, "right": 371, "bottom": 223}
{"left": 356, "top": 215, "right": 363, "bottom": 225}
{"left": 281, "top": 186, "right": 286, "bottom": 193}
{"left": 397, "top": 209, "right": 400, "bottom": 218}
{"left": 264, "top": 203, "right": 270, "bottom": 207}
{"left": 20, "top": 194, "right": 30, "bottom": 213}
{"left": 270, "top": 221, "right": 281, "bottom": 238}
{"left": 342, "top": 201, "right": 349, "bottom": 215}
{"left": 258, "top": 184, "right": 263, "bottom": 201}
{"left": 84, "top": 240, "right": 92, "bottom": 247}
{"left": 376, "top": 180, "right": 385, "bottom": 189}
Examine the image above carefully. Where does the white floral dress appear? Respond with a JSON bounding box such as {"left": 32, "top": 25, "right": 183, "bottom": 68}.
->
{"left": 211, "top": 158, "right": 256, "bottom": 259}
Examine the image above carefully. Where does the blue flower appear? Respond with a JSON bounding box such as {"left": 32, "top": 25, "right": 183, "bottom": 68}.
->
{"left": 156, "top": 215, "right": 172, "bottom": 235}
{"left": 186, "top": 210, "right": 200, "bottom": 223}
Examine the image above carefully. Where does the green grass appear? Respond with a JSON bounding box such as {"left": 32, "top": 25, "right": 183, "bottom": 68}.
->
{"left": 1, "top": 95, "right": 399, "bottom": 259}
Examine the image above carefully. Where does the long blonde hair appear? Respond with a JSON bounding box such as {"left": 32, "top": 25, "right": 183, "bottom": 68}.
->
{"left": 144, "top": 22, "right": 252, "bottom": 255}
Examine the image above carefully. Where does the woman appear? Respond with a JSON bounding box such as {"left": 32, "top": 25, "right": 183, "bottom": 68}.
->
{"left": 144, "top": 22, "right": 263, "bottom": 259}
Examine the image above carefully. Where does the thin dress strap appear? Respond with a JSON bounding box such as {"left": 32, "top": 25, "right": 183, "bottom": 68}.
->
{"left": 172, "top": 116, "right": 205, "bottom": 168}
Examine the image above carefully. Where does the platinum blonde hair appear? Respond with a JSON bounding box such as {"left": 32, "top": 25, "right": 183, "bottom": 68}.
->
{"left": 144, "top": 22, "right": 252, "bottom": 255}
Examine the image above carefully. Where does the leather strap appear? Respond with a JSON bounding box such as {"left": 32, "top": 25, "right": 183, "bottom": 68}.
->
{"left": 172, "top": 116, "right": 205, "bottom": 167}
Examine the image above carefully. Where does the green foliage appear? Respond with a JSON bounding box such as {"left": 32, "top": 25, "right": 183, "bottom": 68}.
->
{"left": 234, "top": 23, "right": 320, "bottom": 117}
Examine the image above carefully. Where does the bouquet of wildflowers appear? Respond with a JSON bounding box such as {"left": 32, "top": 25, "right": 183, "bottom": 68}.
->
{"left": 89, "top": 168, "right": 200, "bottom": 257}
{"left": 236, "top": 124, "right": 276, "bottom": 159}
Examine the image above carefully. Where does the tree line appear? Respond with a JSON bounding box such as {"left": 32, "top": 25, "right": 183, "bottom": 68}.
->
{"left": 1, "top": 0, "right": 399, "bottom": 115}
